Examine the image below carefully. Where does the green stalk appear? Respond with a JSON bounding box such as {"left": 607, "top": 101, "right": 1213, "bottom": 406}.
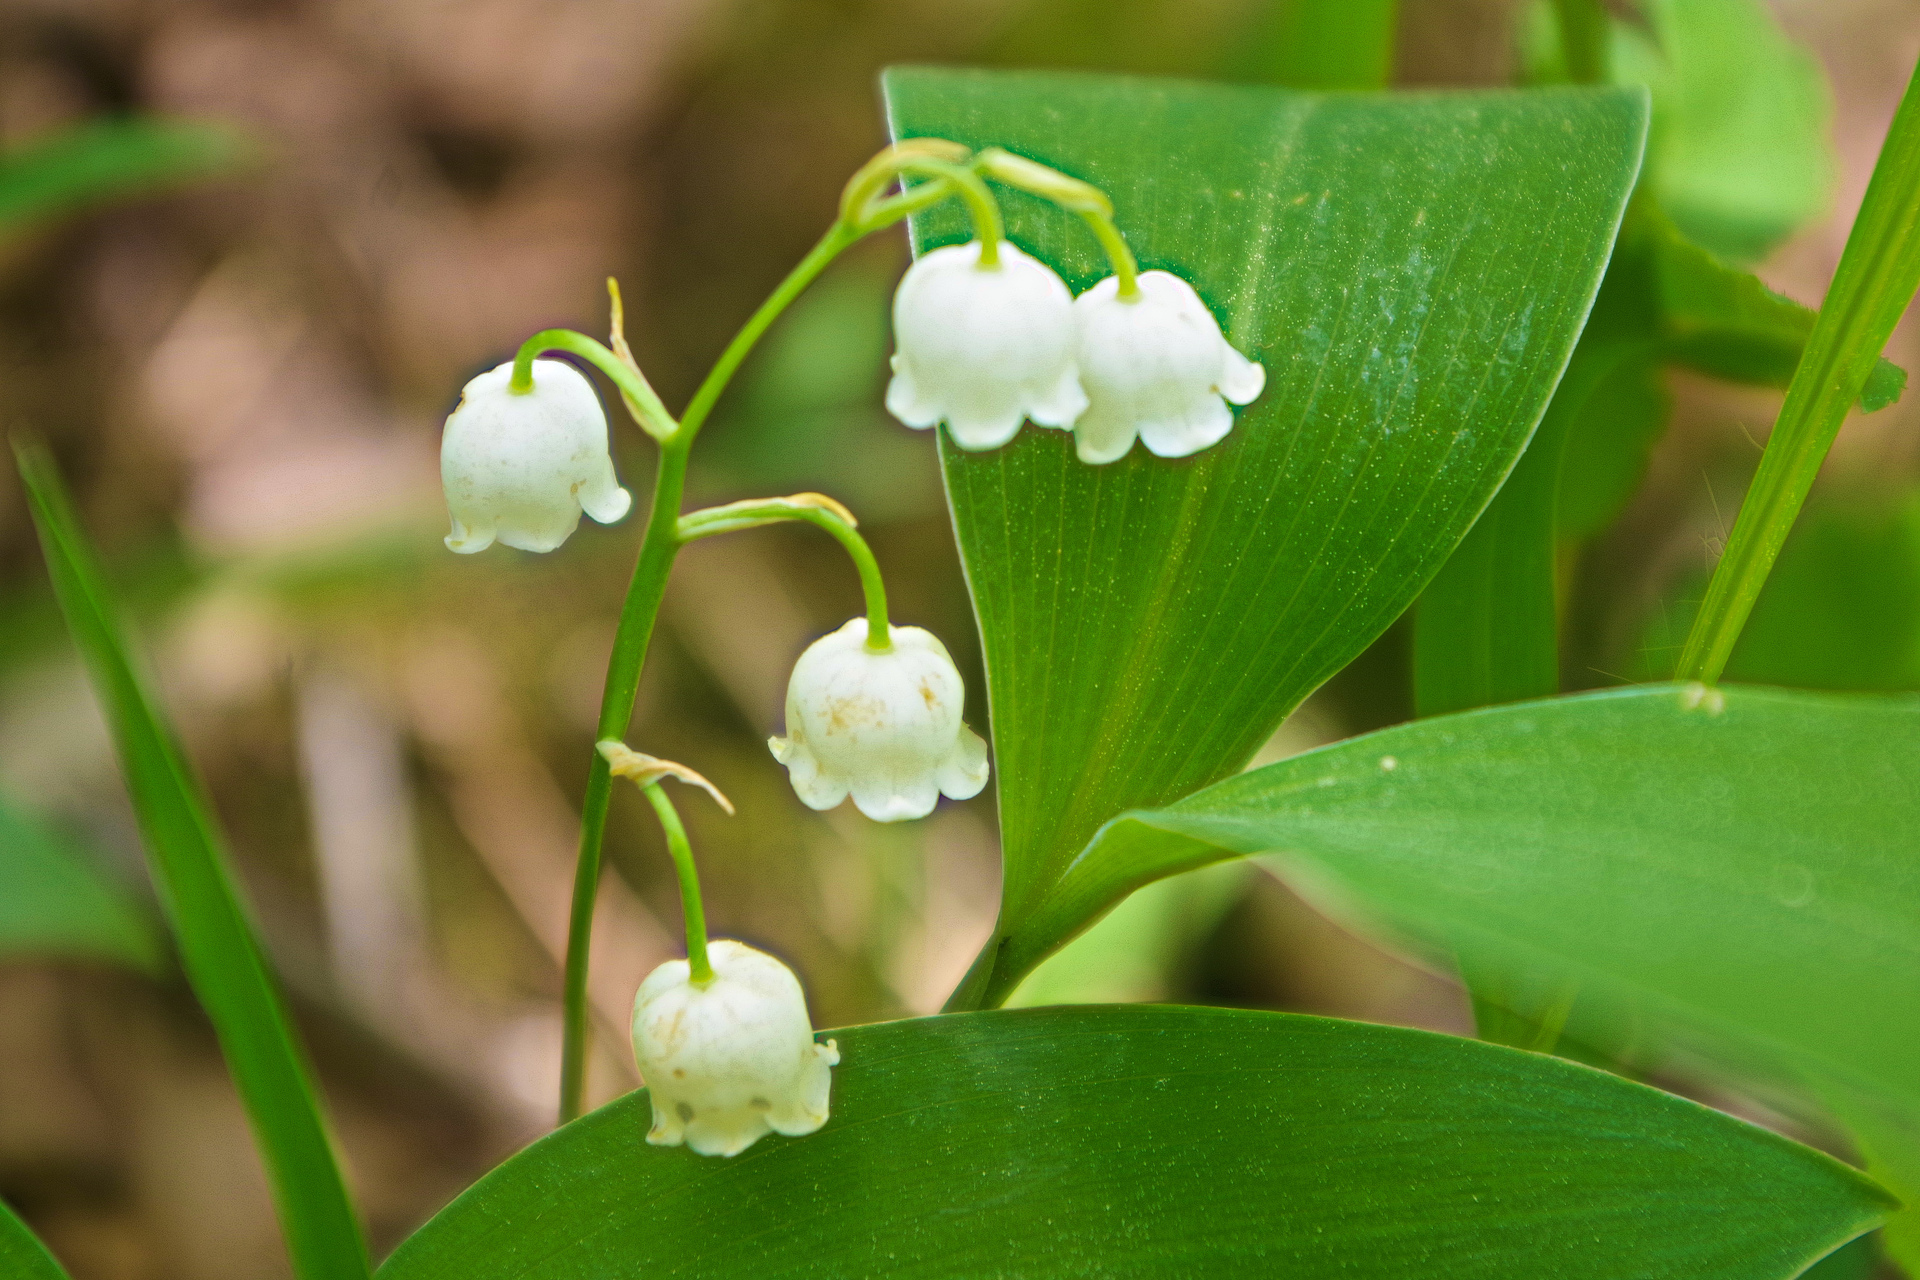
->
{"left": 675, "top": 224, "right": 859, "bottom": 446}
{"left": 642, "top": 784, "right": 711, "bottom": 984}
{"left": 558, "top": 434, "right": 686, "bottom": 1123}
{"left": 1081, "top": 211, "right": 1139, "bottom": 297}
{"left": 1677, "top": 56, "right": 1920, "bottom": 684}
{"left": 973, "top": 148, "right": 1134, "bottom": 293}
{"left": 1266, "top": 0, "right": 1399, "bottom": 91}
{"left": 556, "top": 222, "right": 871, "bottom": 1123}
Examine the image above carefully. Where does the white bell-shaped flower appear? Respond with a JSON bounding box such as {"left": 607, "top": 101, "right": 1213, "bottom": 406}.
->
{"left": 770, "top": 617, "right": 989, "bottom": 822}
{"left": 1070, "top": 271, "right": 1266, "bottom": 465}
{"left": 885, "top": 240, "right": 1088, "bottom": 451}
{"left": 632, "top": 940, "right": 839, "bottom": 1158}
{"left": 441, "top": 358, "right": 632, "bottom": 553}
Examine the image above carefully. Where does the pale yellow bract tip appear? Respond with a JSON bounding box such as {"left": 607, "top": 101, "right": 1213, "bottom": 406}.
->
{"left": 597, "top": 740, "right": 736, "bottom": 814}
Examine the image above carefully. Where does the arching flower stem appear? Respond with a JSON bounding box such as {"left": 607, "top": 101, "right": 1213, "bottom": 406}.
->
{"left": 894, "top": 159, "right": 1003, "bottom": 266}
{"left": 641, "top": 782, "right": 712, "bottom": 985}
{"left": 509, "top": 328, "right": 677, "bottom": 440}
{"left": 973, "top": 147, "right": 1138, "bottom": 297}
{"left": 678, "top": 494, "right": 891, "bottom": 652}
{"left": 1079, "top": 209, "right": 1140, "bottom": 298}
{"left": 839, "top": 138, "right": 1003, "bottom": 266}
{"left": 598, "top": 740, "right": 732, "bottom": 989}
{"left": 839, "top": 138, "right": 969, "bottom": 226}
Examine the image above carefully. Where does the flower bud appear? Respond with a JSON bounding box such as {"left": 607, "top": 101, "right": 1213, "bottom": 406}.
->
{"left": 770, "top": 617, "right": 989, "bottom": 823}
{"left": 1070, "top": 271, "right": 1266, "bottom": 465}
{"left": 632, "top": 940, "right": 839, "bottom": 1157}
{"left": 441, "top": 359, "right": 632, "bottom": 553}
{"left": 885, "top": 241, "right": 1088, "bottom": 451}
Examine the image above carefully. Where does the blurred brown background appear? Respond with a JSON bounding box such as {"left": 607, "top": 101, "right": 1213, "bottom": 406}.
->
{"left": 1, "top": 0, "right": 1918, "bottom": 1275}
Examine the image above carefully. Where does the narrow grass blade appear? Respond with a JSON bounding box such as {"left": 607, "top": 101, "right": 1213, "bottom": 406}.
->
{"left": 13, "top": 441, "right": 369, "bottom": 1280}
{"left": 1678, "top": 53, "right": 1920, "bottom": 682}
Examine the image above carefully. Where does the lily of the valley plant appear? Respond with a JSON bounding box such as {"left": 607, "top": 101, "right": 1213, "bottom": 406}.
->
{"left": 436, "top": 137, "right": 1265, "bottom": 1147}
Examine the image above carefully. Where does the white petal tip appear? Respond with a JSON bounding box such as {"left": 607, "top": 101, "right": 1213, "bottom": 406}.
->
{"left": 850, "top": 788, "right": 939, "bottom": 823}
{"left": 1220, "top": 355, "right": 1266, "bottom": 405}
{"left": 944, "top": 419, "right": 1025, "bottom": 452}
{"left": 884, "top": 372, "right": 939, "bottom": 429}
{"left": 1076, "top": 438, "right": 1131, "bottom": 466}
{"left": 584, "top": 485, "right": 633, "bottom": 525}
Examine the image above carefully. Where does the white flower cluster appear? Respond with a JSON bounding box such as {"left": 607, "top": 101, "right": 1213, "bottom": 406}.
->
{"left": 887, "top": 244, "right": 1265, "bottom": 465}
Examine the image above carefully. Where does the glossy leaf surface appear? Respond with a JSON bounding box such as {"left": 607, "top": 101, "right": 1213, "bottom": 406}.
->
{"left": 885, "top": 68, "right": 1648, "bottom": 1005}
{"left": 1054, "top": 684, "right": 1920, "bottom": 1118}
{"left": 378, "top": 1005, "right": 1888, "bottom": 1280}
{"left": 0, "top": 793, "right": 160, "bottom": 970}
{"left": 15, "top": 443, "right": 370, "bottom": 1280}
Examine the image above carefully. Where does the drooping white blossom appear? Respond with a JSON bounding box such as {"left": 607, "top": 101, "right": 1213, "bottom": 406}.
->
{"left": 1070, "top": 271, "right": 1266, "bottom": 465}
{"left": 770, "top": 617, "right": 989, "bottom": 823}
{"left": 885, "top": 240, "right": 1088, "bottom": 451}
{"left": 632, "top": 940, "right": 839, "bottom": 1158}
{"left": 440, "top": 359, "right": 632, "bottom": 553}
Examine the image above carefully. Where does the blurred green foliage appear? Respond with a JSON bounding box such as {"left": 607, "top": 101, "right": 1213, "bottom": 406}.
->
{"left": 0, "top": 117, "right": 251, "bottom": 237}
{"left": 1519, "top": 0, "right": 1836, "bottom": 262}
{"left": 0, "top": 794, "right": 160, "bottom": 971}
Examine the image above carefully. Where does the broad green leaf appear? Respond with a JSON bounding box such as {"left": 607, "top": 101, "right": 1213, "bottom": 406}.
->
{"left": 377, "top": 1005, "right": 1888, "bottom": 1280}
{"left": 1518, "top": 0, "right": 1835, "bottom": 261}
{"left": 1051, "top": 684, "right": 1920, "bottom": 1132}
{"left": 1412, "top": 397, "right": 1563, "bottom": 719}
{"left": 0, "top": 1198, "right": 69, "bottom": 1280}
{"left": 885, "top": 68, "right": 1648, "bottom": 1007}
{"left": 1804, "top": 1234, "right": 1882, "bottom": 1280}
{"left": 1614, "top": 0, "right": 1836, "bottom": 262}
{"left": 0, "top": 792, "right": 161, "bottom": 970}
{"left": 1648, "top": 205, "right": 1905, "bottom": 411}
{"left": 0, "top": 118, "right": 249, "bottom": 234}
{"left": 1410, "top": 406, "right": 1567, "bottom": 1040}
{"left": 14, "top": 443, "right": 370, "bottom": 1280}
